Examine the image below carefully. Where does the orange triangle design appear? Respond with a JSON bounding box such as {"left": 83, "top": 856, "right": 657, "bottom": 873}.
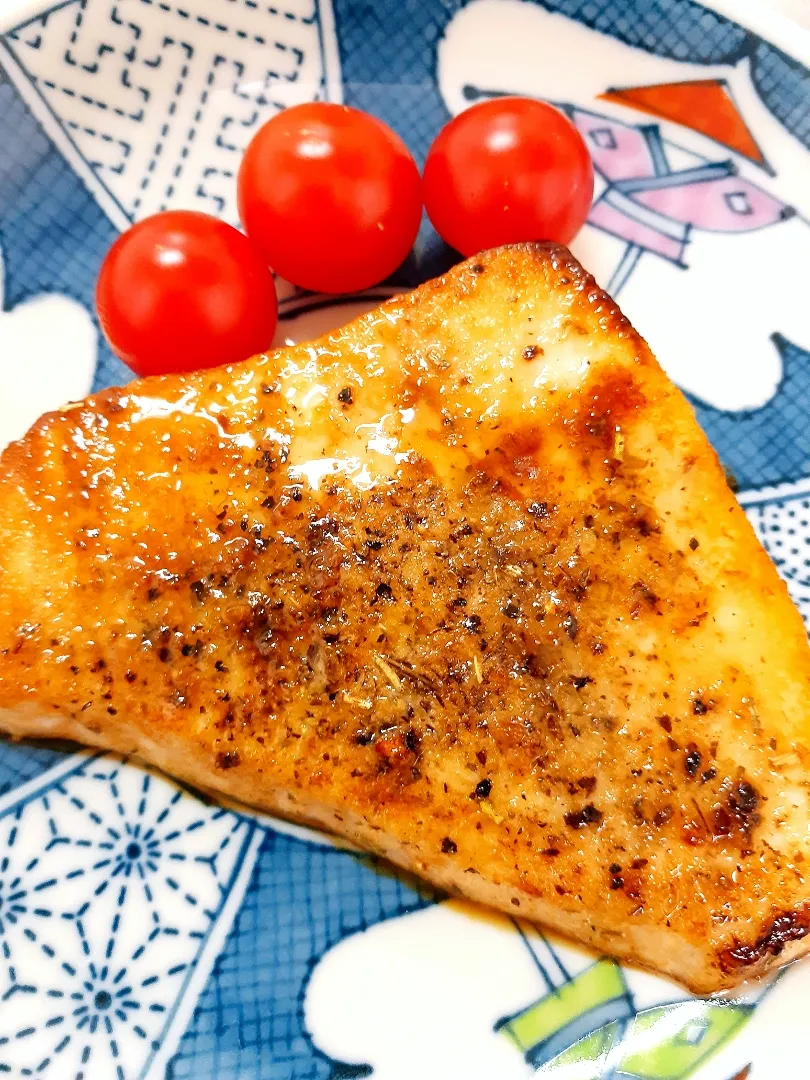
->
{"left": 599, "top": 79, "right": 765, "bottom": 166}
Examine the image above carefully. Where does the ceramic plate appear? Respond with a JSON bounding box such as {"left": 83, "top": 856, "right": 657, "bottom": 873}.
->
{"left": 0, "top": 0, "right": 809, "bottom": 1076}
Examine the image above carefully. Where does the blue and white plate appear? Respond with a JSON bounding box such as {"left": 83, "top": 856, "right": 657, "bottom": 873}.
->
{"left": 0, "top": 1, "right": 809, "bottom": 1076}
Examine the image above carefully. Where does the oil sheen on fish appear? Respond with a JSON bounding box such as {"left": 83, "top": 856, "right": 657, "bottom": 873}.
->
{"left": 1, "top": 243, "right": 809, "bottom": 994}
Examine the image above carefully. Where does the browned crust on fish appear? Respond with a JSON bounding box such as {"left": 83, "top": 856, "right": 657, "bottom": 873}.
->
{"left": 1, "top": 242, "right": 810, "bottom": 993}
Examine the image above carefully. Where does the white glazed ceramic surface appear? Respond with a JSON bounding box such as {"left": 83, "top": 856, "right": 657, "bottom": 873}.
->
{"left": 0, "top": 2, "right": 808, "bottom": 1078}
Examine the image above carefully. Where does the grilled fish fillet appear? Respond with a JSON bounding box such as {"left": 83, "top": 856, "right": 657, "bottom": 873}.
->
{"left": 1, "top": 243, "right": 810, "bottom": 994}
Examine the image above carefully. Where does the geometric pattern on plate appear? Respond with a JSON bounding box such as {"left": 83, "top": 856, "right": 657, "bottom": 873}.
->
{"left": 0, "top": 753, "right": 258, "bottom": 1079}
{"left": 5, "top": 0, "right": 340, "bottom": 227}
{"left": 747, "top": 494, "right": 810, "bottom": 623}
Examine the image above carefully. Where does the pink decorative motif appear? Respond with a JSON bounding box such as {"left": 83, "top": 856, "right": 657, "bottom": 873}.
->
{"left": 569, "top": 108, "right": 657, "bottom": 182}
{"left": 633, "top": 174, "right": 789, "bottom": 233}
{"left": 588, "top": 197, "right": 686, "bottom": 262}
{"left": 562, "top": 104, "right": 794, "bottom": 285}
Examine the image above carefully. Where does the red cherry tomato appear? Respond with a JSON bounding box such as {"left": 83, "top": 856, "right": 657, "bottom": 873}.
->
{"left": 423, "top": 98, "right": 594, "bottom": 256}
{"left": 96, "top": 210, "right": 278, "bottom": 377}
{"left": 238, "top": 103, "right": 422, "bottom": 294}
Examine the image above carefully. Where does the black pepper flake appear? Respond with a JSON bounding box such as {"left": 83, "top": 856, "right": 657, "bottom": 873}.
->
{"left": 562, "top": 613, "right": 578, "bottom": 640}
{"left": 523, "top": 344, "right": 540, "bottom": 361}
{"left": 689, "top": 537, "right": 699, "bottom": 551}
{"left": 474, "top": 778, "right": 493, "bottom": 799}
{"left": 450, "top": 523, "right": 473, "bottom": 542}
{"left": 124, "top": 671, "right": 136, "bottom": 683}
{"left": 657, "top": 716, "right": 672, "bottom": 732}
{"left": 503, "top": 602, "right": 520, "bottom": 619}
{"left": 190, "top": 580, "right": 207, "bottom": 603}
{"left": 365, "top": 539, "right": 383, "bottom": 551}
{"left": 693, "top": 698, "right": 708, "bottom": 715}
{"left": 441, "top": 837, "right": 458, "bottom": 854}
{"left": 462, "top": 614, "right": 482, "bottom": 632}
{"left": 403, "top": 728, "right": 420, "bottom": 754}
{"left": 609, "top": 862, "right": 621, "bottom": 874}
{"left": 684, "top": 745, "right": 702, "bottom": 776}
{"left": 571, "top": 675, "right": 591, "bottom": 691}
{"left": 631, "top": 857, "right": 648, "bottom": 870}
{"left": 291, "top": 487, "right": 303, "bottom": 502}
{"left": 338, "top": 386, "right": 354, "bottom": 405}
{"left": 610, "top": 876, "right": 624, "bottom": 890}
{"left": 564, "top": 804, "right": 603, "bottom": 829}
{"left": 374, "top": 582, "right": 394, "bottom": 602}
{"left": 701, "top": 767, "right": 717, "bottom": 783}
{"left": 255, "top": 449, "right": 274, "bottom": 473}
{"left": 354, "top": 730, "right": 374, "bottom": 746}
{"left": 217, "top": 749, "right": 241, "bottom": 769}
{"left": 471, "top": 263, "right": 485, "bottom": 274}
{"left": 528, "top": 501, "right": 549, "bottom": 518}
{"left": 577, "top": 776, "right": 596, "bottom": 794}
{"left": 730, "top": 780, "right": 759, "bottom": 814}
{"left": 542, "top": 847, "right": 560, "bottom": 857}
{"left": 157, "top": 647, "right": 170, "bottom": 663}
{"left": 633, "top": 581, "right": 658, "bottom": 606}
{"left": 215, "top": 660, "right": 229, "bottom": 673}
{"left": 653, "top": 805, "right": 673, "bottom": 827}
{"left": 147, "top": 587, "right": 160, "bottom": 602}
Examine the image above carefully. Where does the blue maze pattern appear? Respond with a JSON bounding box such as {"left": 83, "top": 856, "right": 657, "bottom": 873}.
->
{"left": 166, "top": 829, "right": 439, "bottom": 1079}
{"left": 4, "top": 0, "right": 337, "bottom": 229}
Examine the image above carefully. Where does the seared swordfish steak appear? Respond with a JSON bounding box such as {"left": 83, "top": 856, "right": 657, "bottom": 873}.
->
{"left": 1, "top": 243, "right": 809, "bottom": 994}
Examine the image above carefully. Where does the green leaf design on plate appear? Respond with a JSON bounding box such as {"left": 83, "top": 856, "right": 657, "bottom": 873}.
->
{"left": 498, "top": 956, "right": 753, "bottom": 1078}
